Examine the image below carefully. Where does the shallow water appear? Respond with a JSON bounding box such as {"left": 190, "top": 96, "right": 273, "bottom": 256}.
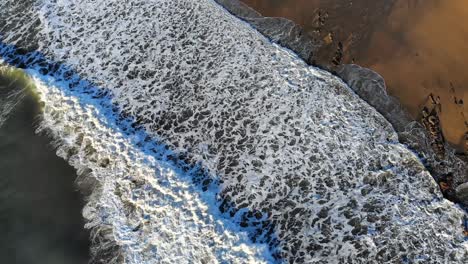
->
{"left": 0, "top": 67, "right": 89, "bottom": 264}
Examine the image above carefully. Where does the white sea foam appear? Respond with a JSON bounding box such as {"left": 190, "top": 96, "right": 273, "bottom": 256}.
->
{"left": 29, "top": 71, "right": 272, "bottom": 263}
{"left": 0, "top": 0, "right": 467, "bottom": 263}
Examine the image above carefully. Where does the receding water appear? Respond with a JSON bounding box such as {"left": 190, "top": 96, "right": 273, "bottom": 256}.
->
{"left": 0, "top": 66, "right": 89, "bottom": 264}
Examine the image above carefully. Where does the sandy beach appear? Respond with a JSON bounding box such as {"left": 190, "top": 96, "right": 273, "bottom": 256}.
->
{"left": 242, "top": 0, "right": 468, "bottom": 153}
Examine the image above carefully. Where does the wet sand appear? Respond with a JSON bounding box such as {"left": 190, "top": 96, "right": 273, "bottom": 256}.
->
{"left": 242, "top": 0, "right": 468, "bottom": 152}
{"left": 0, "top": 68, "right": 89, "bottom": 263}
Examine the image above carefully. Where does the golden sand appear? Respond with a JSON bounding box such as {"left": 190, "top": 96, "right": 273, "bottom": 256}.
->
{"left": 243, "top": 0, "right": 468, "bottom": 152}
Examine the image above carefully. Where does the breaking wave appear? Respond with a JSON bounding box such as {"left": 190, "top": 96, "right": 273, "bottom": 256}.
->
{"left": 0, "top": 63, "right": 29, "bottom": 127}
{"left": 31, "top": 69, "right": 273, "bottom": 263}
{"left": 0, "top": 0, "right": 467, "bottom": 263}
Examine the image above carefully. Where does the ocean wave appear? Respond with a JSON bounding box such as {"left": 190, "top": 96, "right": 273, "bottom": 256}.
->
{"left": 0, "top": 64, "right": 29, "bottom": 127}
{"left": 0, "top": 0, "right": 467, "bottom": 263}
{"left": 30, "top": 70, "right": 273, "bottom": 263}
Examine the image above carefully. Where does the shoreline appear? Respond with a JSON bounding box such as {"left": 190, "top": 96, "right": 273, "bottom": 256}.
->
{"left": 240, "top": 0, "right": 468, "bottom": 154}
{"left": 215, "top": 0, "right": 468, "bottom": 206}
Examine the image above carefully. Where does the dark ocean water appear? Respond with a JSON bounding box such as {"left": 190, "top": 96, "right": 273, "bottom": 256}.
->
{"left": 0, "top": 67, "right": 90, "bottom": 264}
